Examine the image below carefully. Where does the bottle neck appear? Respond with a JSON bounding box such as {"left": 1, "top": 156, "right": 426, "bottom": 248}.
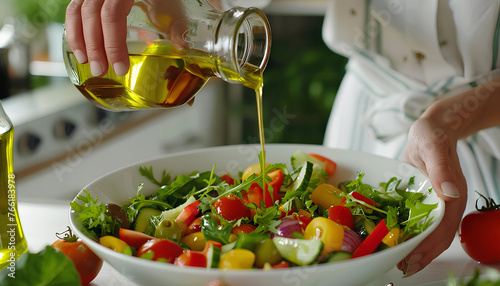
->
{"left": 0, "top": 100, "right": 12, "bottom": 135}
{"left": 212, "top": 7, "right": 271, "bottom": 89}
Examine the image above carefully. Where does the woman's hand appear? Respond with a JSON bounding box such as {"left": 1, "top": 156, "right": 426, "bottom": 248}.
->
{"left": 65, "top": 0, "right": 224, "bottom": 77}
{"left": 400, "top": 77, "right": 500, "bottom": 276}
{"left": 399, "top": 114, "right": 467, "bottom": 276}
{"left": 65, "top": 0, "right": 134, "bottom": 77}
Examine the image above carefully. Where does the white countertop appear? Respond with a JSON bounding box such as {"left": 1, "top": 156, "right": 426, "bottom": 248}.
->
{"left": 18, "top": 200, "right": 500, "bottom": 286}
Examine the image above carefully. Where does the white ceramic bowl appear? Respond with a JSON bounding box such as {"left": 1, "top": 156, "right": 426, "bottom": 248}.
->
{"left": 69, "top": 144, "right": 444, "bottom": 286}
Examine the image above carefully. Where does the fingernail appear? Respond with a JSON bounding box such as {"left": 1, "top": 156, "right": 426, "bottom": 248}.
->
{"left": 403, "top": 262, "right": 421, "bottom": 277}
{"left": 113, "top": 62, "right": 128, "bottom": 76}
{"left": 405, "top": 253, "right": 423, "bottom": 265}
{"left": 441, "top": 181, "right": 460, "bottom": 198}
{"left": 90, "top": 61, "right": 103, "bottom": 77}
{"left": 74, "top": 49, "right": 87, "bottom": 63}
{"left": 403, "top": 253, "right": 423, "bottom": 277}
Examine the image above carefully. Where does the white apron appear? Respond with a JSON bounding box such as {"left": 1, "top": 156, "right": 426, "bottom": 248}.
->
{"left": 322, "top": 0, "right": 500, "bottom": 212}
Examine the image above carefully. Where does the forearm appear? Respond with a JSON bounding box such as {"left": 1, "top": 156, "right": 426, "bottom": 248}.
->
{"left": 421, "top": 78, "right": 500, "bottom": 140}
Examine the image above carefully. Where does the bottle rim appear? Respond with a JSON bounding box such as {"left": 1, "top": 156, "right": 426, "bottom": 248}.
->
{"left": 215, "top": 7, "right": 271, "bottom": 84}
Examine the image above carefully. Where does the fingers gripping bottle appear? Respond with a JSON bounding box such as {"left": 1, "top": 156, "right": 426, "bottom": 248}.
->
{"left": 63, "top": 0, "right": 271, "bottom": 111}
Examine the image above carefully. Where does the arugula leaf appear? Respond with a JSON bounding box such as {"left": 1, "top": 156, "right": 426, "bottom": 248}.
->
{"left": 0, "top": 246, "right": 81, "bottom": 286}
{"left": 150, "top": 171, "right": 222, "bottom": 207}
{"left": 139, "top": 166, "right": 171, "bottom": 186}
{"left": 125, "top": 184, "right": 172, "bottom": 226}
{"left": 201, "top": 214, "right": 233, "bottom": 245}
{"left": 403, "top": 199, "right": 437, "bottom": 228}
{"left": 70, "top": 190, "right": 120, "bottom": 239}
{"left": 253, "top": 206, "right": 281, "bottom": 234}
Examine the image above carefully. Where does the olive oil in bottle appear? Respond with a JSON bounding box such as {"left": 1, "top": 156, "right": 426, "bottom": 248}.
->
{"left": 0, "top": 101, "right": 28, "bottom": 270}
{"left": 65, "top": 47, "right": 211, "bottom": 111}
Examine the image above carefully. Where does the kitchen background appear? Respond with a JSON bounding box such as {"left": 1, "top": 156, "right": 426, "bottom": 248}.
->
{"left": 0, "top": 0, "right": 347, "bottom": 202}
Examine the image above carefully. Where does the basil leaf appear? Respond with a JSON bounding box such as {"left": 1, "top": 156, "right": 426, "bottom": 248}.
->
{"left": 0, "top": 246, "right": 81, "bottom": 286}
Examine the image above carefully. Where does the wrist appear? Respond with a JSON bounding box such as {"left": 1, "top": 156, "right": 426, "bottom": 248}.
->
{"left": 421, "top": 78, "right": 500, "bottom": 140}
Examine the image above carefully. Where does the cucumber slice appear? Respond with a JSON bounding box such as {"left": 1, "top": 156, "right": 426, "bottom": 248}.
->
{"left": 272, "top": 237, "right": 323, "bottom": 266}
{"left": 291, "top": 161, "right": 313, "bottom": 193}
{"left": 134, "top": 208, "right": 162, "bottom": 233}
{"left": 221, "top": 241, "right": 236, "bottom": 254}
{"left": 290, "top": 150, "right": 326, "bottom": 180}
{"left": 322, "top": 251, "right": 352, "bottom": 263}
{"left": 206, "top": 244, "right": 221, "bottom": 268}
{"left": 161, "top": 196, "right": 196, "bottom": 220}
{"left": 291, "top": 150, "right": 311, "bottom": 169}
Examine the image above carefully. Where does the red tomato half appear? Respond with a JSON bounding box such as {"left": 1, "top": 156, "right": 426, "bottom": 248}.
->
{"left": 221, "top": 174, "right": 235, "bottom": 185}
{"left": 328, "top": 205, "right": 354, "bottom": 230}
{"left": 174, "top": 250, "right": 207, "bottom": 267}
{"left": 243, "top": 169, "right": 284, "bottom": 208}
{"left": 52, "top": 238, "right": 103, "bottom": 285}
{"left": 119, "top": 228, "right": 154, "bottom": 249}
{"left": 213, "top": 194, "right": 251, "bottom": 221}
{"left": 186, "top": 216, "right": 203, "bottom": 235}
{"left": 231, "top": 224, "right": 257, "bottom": 235}
{"left": 309, "top": 153, "right": 337, "bottom": 176}
{"left": 459, "top": 194, "right": 500, "bottom": 263}
{"left": 137, "top": 238, "right": 184, "bottom": 263}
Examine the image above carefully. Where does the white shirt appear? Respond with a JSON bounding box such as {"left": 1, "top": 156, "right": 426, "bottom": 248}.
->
{"left": 322, "top": 0, "right": 500, "bottom": 206}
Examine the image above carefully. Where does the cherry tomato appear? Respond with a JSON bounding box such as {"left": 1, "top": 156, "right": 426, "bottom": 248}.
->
{"left": 118, "top": 228, "right": 154, "bottom": 249}
{"left": 244, "top": 169, "right": 284, "bottom": 208}
{"left": 231, "top": 224, "right": 257, "bottom": 235}
{"left": 241, "top": 163, "right": 271, "bottom": 181}
{"left": 186, "top": 216, "right": 203, "bottom": 235}
{"left": 213, "top": 194, "right": 251, "bottom": 221}
{"left": 309, "top": 153, "right": 337, "bottom": 176}
{"left": 174, "top": 250, "right": 207, "bottom": 267}
{"left": 459, "top": 193, "right": 500, "bottom": 263}
{"left": 328, "top": 205, "right": 354, "bottom": 230}
{"left": 220, "top": 174, "right": 235, "bottom": 185}
{"left": 242, "top": 183, "right": 264, "bottom": 206}
{"left": 136, "top": 238, "right": 184, "bottom": 263}
{"left": 51, "top": 227, "right": 103, "bottom": 285}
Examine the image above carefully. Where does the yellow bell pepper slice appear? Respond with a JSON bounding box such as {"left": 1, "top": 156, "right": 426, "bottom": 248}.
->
{"left": 382, "top": 228, "right": 400, "bottom": 247}
{"left": 100, "top": 236, "right": 132, "bottom": 255}
{"left": 218, "top": 249, "right": 255, "bottom": 270}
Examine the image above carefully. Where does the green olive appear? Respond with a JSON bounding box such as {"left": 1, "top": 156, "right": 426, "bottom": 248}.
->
{"left": 155, "top": 219, "right": 182, "bottom": 240}
{"left": 254, "top": 238, "right": 282, "bottom": 268}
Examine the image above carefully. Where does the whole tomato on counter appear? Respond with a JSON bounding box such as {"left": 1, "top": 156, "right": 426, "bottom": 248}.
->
{"left": 459, "top": 192, "right": 500, "bottom": 264}
{"left": 51, "top": 227, "right": 103, "bottom": 285}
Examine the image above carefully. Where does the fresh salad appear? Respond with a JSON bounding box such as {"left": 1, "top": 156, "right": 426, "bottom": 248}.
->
{"left": 70, "top": 150, "right": 438, "bottom": 270}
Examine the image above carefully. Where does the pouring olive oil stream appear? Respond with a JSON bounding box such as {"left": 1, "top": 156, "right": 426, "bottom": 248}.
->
{"left": 63, "top": 1, "right": 271, "bottom": 189}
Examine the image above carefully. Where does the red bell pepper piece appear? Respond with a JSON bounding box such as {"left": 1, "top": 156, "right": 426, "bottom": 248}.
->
{"left": 264, "top": 169, "right": 284, "bottom": 207}
{"left": 351, "top": 191, "right": 376, "bottom": 207}
{"left": 175, "top": 200, "right": 201, "bottom": 233}
{"left": 351, "top": 219, "right": 389, "bottom": 258}
{"left": 328, "top": 205, "right": 354, "bottom": 230}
